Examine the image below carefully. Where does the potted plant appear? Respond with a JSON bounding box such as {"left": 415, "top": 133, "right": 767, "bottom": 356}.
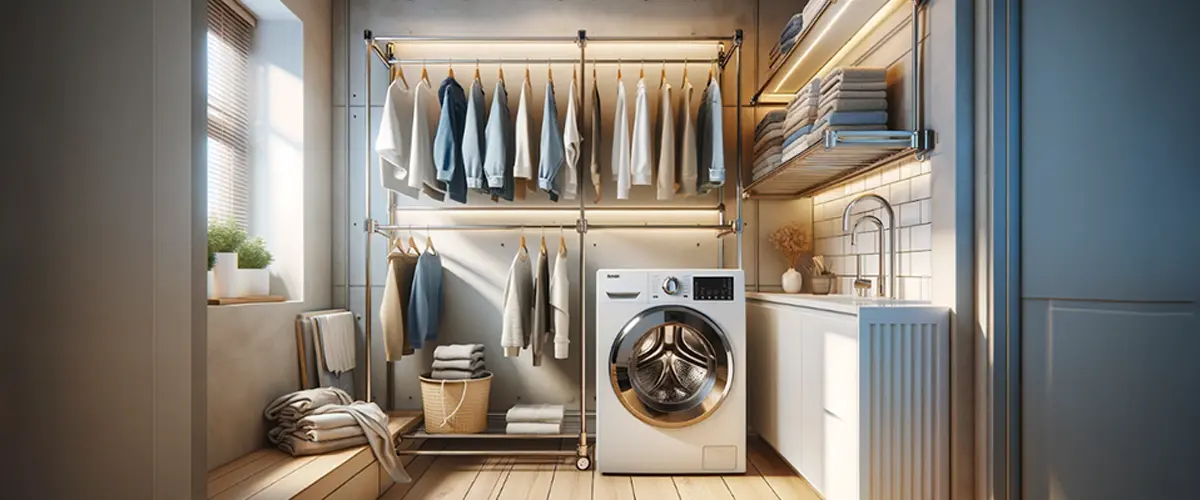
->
{"left": 769, "top": 222, "right": 812, "bottom": 293}
{"left": 236, "top": 236, "right": 274, "bottom": 296}
{"left": 809, "top": 255, "right": 835, "bottom": 295}
{"left": 208, "top": 218, "right": 247, "bottom": 299}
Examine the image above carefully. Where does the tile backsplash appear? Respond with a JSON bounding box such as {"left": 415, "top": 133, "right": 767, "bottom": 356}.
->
{"left": 811, "top": 159, "right": 932, "bottom": 300}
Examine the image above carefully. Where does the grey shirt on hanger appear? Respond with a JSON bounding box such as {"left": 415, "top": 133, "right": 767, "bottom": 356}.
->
{"left": 407, "top": 249, "right": 443, "bottom": 349}
{"left": 530, "top": 246, "right": 550, "bottom": 366}
{"left": 589, "top": 82, "right": 602, "bottom": 203}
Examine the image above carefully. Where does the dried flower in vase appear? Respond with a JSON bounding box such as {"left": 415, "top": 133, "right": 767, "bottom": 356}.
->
{"left": 769, "top": 222, "right": 812, "bottom": 269}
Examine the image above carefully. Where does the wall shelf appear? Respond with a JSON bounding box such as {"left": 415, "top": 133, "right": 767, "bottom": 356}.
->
{"left": 753, "top": 0, "right": 910, "bottom": 105}
{"left": 743, "top": 130, "right": 931, "bottom": 199}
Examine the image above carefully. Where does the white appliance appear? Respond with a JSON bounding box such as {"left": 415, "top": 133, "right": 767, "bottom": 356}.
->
{"left": 595, "top": 269, "right": 746, "bottom": 474}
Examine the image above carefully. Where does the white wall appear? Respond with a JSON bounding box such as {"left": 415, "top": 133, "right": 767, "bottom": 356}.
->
{"left": 0, "top": 0, "right": 206, "bottom": 497}
{"left": 207, "top": 0, "right": 333, "bottom": 471}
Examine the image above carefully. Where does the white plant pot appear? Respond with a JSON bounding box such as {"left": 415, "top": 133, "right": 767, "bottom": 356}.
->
{"left": 211, "top": 252, "right": 239, "bottom": 298}
{"left": 207, "top": 270, "right": 216, "bottom": 299}
{"left": 781, "top": 267, "right": 804, "bottom": 293}
{"left": 236, "top": 268, "right": 270, "bottom": 297}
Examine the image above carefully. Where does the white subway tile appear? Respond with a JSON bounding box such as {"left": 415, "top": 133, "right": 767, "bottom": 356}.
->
{"left": 911, "top": 173, "right": 931, "bottom": 200}
{"left": 911, "top": 224, "right": 932, "bottom": 251}
{"left": 815, "top": 189, "right": 837, "bottom": 204}
{"left": 864, "top": 172, "right": 881, "bottom": 189}
{"left": 921, "top": 160, "right": 932, "bottom": 173}
{"left": 902, "top": 277, "right": 922, "bottom": 300}
{"left": 900, "top": 227, "right": 912, "bottom": 250}
{"left": 862, "top": 256, "right": 880, "bottom": 275}
{"left": 899, "top": 201, "right": 921, "bottom": 227}
{"left": 900, "top": 161, "right": 919, "bottom": 180}
{"left": 890, "top": 180, "right": 911, "bottom": 204}
{"left": 881, "top": 164, "right": 900, "bottom": 184}
{"left": 920, "top": 199, "right": 932, "bottom": 224}
{"left": 850, "top": 178, "right": 865, "bottom": 195}
{"left": 911, "top": 251, "right": 932, "bottom": 276}
{"left": 899, "top": 252, "right": 912, "bottom": 276}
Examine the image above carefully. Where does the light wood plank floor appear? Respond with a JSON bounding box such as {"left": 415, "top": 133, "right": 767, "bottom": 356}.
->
{"left": 383, "top": 437, "right": 819, "bottom": 500}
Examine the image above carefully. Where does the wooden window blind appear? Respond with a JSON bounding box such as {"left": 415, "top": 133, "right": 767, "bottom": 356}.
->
{"left": 206, "top": 0, "right": 254, "bottom": 226}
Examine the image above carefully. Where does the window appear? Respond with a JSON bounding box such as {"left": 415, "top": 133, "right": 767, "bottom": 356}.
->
{"left": 206, "top": 0, "right": 255, "bottom": 226}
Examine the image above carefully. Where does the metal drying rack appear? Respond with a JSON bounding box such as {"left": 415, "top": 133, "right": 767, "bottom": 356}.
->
{"left": 358, "top": 29, "right": 745, "bottom": 470}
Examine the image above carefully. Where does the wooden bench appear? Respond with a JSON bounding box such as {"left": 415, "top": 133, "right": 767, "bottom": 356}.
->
{"left": 206, "top": 412, "right": 422, "bottom": 500}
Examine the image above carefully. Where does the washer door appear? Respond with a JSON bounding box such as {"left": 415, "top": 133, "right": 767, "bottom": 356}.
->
{"left": 609, "top": 305, "right": 734, "bottom": 428}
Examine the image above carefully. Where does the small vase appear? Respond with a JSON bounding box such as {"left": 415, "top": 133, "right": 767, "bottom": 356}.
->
{"left": 781, "top": 267, "right": 803, "bottom": 293}
{"left": 211, "top": 252, "right": 239, "bottom": 298}
{"left": 236, "top": 268, "right": 270, "bottom": 297}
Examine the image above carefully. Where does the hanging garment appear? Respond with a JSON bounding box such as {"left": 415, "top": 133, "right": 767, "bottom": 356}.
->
{"left": 550, "top": 244, "right": 569, "bottom": 360}
{"left": 408, "top": 78, "right": 445, "bottom": 201}
{"left": 501, "top": 247, "right": 533, "bottom": 357}
{"left": 655, "top": 80, "right": 676, "bottom": 201}
{"left": 589, "top": 81, "right": 603, "bottom": 203}
{"left": 561, "top": 77, "right": 581, "bottom": 200}
{"left": 611, "top": 80, "right": 632, "bottom": 199}
{"left": 434, "top": 77, "right": 468, "bottom": 203}
{"left": 537, "top": 81, "right": 565, "bottom": 201}
{"left": 512, "top": 75, "right": 535, "bottom": 198}
{"left": 313, "top": 312, "right": 356, "bottom": 374}
{"left": 484, "top": 80, "right": 515, "bottom": 201}
{"left": 381, "top": 247, "right": 416, "bottom": 362}
{"left": 463, "top": 78, "right": 489, "bottom": 193}
{"left": 530, "top": 245, "right": 550, "bottom": 366}
{"left": 697, "top": 76, "right": 725, "bottom": 194}
{"left": 407, "top": 248, "right": 443, "bottom": 349}
{"left": 675, "top": 76, "right": 698, "bottom": 197}
{"left": 630, "top": 78, "right": 654, "bottom": 188}
{"left": 376, "top": 77, "right": 420, "bottom": 199}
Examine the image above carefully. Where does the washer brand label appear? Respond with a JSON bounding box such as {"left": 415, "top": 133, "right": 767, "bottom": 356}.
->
{"left": 606, "top": 273, "right": 621, "bottom": 279}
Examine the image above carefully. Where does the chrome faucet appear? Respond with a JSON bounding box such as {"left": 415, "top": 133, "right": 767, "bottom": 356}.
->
{"left": 841, "top": 194, "right": 897, "bottom": 298}
{"left": 851, "top": 215, "right": 884, "bottom": 297}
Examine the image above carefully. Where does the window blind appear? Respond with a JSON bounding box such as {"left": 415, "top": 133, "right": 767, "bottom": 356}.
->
{"left": 206, "top": 0, "right": 254, "bottom": 227}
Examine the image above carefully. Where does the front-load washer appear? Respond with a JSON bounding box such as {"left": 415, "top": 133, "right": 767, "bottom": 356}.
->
{"left": 595, "top": 269, "right": 745, "bottom": 474}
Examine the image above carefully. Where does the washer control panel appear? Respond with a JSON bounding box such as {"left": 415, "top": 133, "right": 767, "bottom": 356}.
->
{"left": 662, "top": 276, "right": 682, "bottom": 295}
{"left": 693, "top": 276, "right": 735, "bottom": 301}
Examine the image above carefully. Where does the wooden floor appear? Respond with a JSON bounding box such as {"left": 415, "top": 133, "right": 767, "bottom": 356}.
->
{"left": 381, "top": 437, "right": 820, "bottom": 500}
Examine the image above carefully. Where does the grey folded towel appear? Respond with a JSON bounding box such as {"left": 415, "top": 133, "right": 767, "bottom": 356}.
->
{"left": 431, "top": 358, "right": 486, "bottom": 371}
{"left": 292, "top": 425, "right": 365, "bottom": 442}
{"left": 818, "top": 110, "right": 889, "bottom": 126}
{"left": 823, "top": 80, "right": 888, "bottom": 92}
{"left": 432, "top": 344, "right": 485, "bottom": 361}
{"left": 430, "top": 369, "right": 487, "bottom": 380}
{"left": 818, "top": 99, "right": 888, "bottom": 116}
{"left": 264, "top": 387, "right": 353, "bottom": 421}
{"left": 298, "top": 412, "right": 358, "bottom": 431}
{"left": 819, "top": 90, "right": 887, "bottom": 104}
{"left": 309, "top": 402, "right": 411, "bottom": 483}
{"left": 279, "top": 434, "right": 369, "bottom": 456}
{"left": 821, "top": 67, "right": 888, "bottom": 93}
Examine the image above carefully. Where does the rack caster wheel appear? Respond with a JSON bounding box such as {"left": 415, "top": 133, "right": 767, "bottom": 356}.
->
{"left": 576, "top": 456, "right": 591, "bottom": 471}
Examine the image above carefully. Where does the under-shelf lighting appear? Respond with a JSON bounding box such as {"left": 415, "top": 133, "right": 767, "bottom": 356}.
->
{"left": 772, "top": 0, "right": 858, "bottom": 94}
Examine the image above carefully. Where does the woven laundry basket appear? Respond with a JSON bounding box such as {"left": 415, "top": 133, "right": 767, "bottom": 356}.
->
{"left": 419, "top": 371, "right": 492, "bottom": 434}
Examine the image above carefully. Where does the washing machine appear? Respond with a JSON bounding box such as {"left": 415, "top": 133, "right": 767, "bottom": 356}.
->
{"left": 595, "top": 269, "right": 745, "bottom": 474}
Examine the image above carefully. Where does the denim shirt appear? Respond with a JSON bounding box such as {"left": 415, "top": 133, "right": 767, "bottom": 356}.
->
{"left": 433, "top": 77, "right": 468, "bottom": 203}
{"left": 697, "top": 77, "right": 725, "bottom": 194}
{"left": 407, "top": 249, "right": 443, "bottom": 349}
{"left": 537, "top": 81, "right": 565, "bottom": 201}
{"left": 462, "top": 78, "right": 488, "bottom": 192}
{"left": 485, "top": 81, "right": 515, "bottom": 201}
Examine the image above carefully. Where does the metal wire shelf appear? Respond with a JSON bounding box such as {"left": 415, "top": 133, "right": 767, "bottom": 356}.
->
{"left": 743, "top": 130, "right": 932, "bottom": 199}
{"left": 399, "top": 413, "right": 593, "bottom": 442}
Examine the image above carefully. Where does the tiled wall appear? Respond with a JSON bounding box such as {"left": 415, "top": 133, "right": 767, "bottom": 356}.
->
{"left": 811, "top": 159, "right": 932, "bottom": 300}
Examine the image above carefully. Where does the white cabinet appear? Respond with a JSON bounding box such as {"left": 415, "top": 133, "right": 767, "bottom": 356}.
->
{"left": 746, "top": 293, "right": 950, "bottom": 500}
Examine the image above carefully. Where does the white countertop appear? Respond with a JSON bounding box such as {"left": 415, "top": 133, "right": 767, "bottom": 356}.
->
{"left": 746, "top": 292, "right": 933, "bottom": 315}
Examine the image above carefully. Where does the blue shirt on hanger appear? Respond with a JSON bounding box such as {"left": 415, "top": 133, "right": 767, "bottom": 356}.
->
{"left": 485, "top": 80, "right": 515, "bottom": 201}
{"left": 537, "top": 81, "right": 565, "bottom": 202}
{"left": 407, "top": 249, "right": 443, "bottom": 349}
{"left": 434, "top": 77, "right": 469, "bottom": 203}
{"left": 697, "top": 77, "right": 725, "bottom": 194}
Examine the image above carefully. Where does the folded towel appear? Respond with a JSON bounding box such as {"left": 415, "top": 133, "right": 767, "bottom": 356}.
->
{"left": 753, "top": 152, "right": 782, "bottom": 171}
{"left": 819, "top": 90, "right": 887, "bottom": 103}
{"left": 432, "top": 344, "right": 484, "bottom": 361}
{"left": 314, "top": 312, "right": 356, "bottom": 374}
{"left": 783, "top": 125, "right": 814, "bottom": 148}
{"left": 818, "top": 110, "right": 889, "bottom": 126}
{"left": 755, "top": 128, "right": 784, "bottom": 149}
{"left": 430, "top": 369, "right": 487, "bottom": 380}
{"left": 431, "top": 358, "right": 486, "bottom": 371}
{"left": 779, "top": 13, "right": 804, "bottom": 43}
{"left": 309, "top": 402, "right": 410, "bottom": 483}
{"left": 264, "top": 387, "right": 353, "bottom": 421}
{"left": 298, "top": 412, "right": 358, "bottom": 431}
{"left": 754, "top": 137, "right": 783, "bottom": 157}
{"left": 788, "top": 94, "right": 819, "bottom": 111}
{"left": 292, "top": 425, "right": 365, "bottom": 443}
{"left": 755, "top": 120, "right": 784, "bottom": 139}
{"left": 823, "top": 80, "right": 888, "bottom": 92}
{"left": 821, "top": 67, "right": 888, "bottom": 91}
{"left": 818, "top": 98, "right": 888, "bottom": 116}
{"left": 784, "top": 114, "right": 816, "bottom": 135}
{"left": 279, "top": 434, "right": 369, "bottom": 456}
{"left": 506, "top": 422, "right": 563, "bottom": 435}
{"left": 756, "top": 110, "right": 787, "bottom": 131}
{"left": 505, "top": 404, "right": 566, "bottom": 423}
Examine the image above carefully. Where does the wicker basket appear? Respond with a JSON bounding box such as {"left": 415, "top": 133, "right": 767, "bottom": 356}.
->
{"left": 418, "top": 371, "right": 492, "bottom": 434}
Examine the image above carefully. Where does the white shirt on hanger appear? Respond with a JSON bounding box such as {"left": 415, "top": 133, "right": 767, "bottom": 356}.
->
{"left": 408, "top": 78, "right": 445, "bottom": 201}
{"left": 562, "top": 78, "right": 581, "bottom": 200}
{"left": 630, "top": 77, "right": 654, "bottom": 187}
{"left": 376, "top": 77, "right": 418, "bottom": 199}
{"left": 612, "top": 79, "right": 632, "bottom": 200}
{"left": 550, "top": 244, "right": 570, "bottom": 360}
{"left": 513, "top": 75, "right": 536, "bottom": 188}
{"left": 676, "top": 77, "right": 699, "bottom": 197}
{"left": 655, "top": 79, "right": 676, "bottom": 201}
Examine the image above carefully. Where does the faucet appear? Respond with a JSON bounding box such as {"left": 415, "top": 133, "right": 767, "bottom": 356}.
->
{"left": 841, "top": 194, "right": 897, "bottom": 298}
{"left": 851, "top": 215, "right": 884, "bottom": 297}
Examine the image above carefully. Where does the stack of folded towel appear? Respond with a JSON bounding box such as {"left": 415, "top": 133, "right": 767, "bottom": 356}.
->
{"left": 812, "top": 67, "right": 890, "bottom": 139}
{"left": 769, "top": 13, "right": 805, "bottom": 70}
{"left": 430, "top": 344, "right": 487, "bottom": 380}
{"left": 263, "top": 388, "right": 411, "bottom": 482}
{"left": 505, "top": 404, "right": 565, "bottom": 435}
{"left": 752, "top": 110, "right": 788, "bottom": 178}
{"left": 777, "top": 78, "right": 824, "bottom": 168}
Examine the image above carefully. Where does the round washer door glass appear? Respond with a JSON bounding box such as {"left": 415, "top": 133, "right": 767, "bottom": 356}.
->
{"left": 609, "top": 305, "right": 734, "bottom": 428}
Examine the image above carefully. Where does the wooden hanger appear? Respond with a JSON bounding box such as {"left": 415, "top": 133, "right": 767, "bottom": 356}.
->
{"left": 421, "top": 60, "right": 429, "bottom": 83}
{"left": 406, "top": 229, "right": 420, "bottom": 257}
{"left": 448, "top": 59, "right": 455, "bottom": 79}
{"left": 499, "top": 61, "right": 506, "bottom": 86}
{"left": 558, "top": 227, "right": 567, "bottom": 256}
{"left": 525, "top": 58, "right": 531, "bottom": 81}
{"left": 639, "top": 60, "right": 645, "bottom": 79}
{"left": 660, "top": 60, "right": 667, "bottom": 86}
{"left": 388, "top": 44, "right": 408, "bottom": 87}
{"left": 539, "top": 227, "right": 547, "bottom": 254}
{"left": 424, "top": 226, "right": 436, "bottom": 254}
{"left": 474, "top": 59, "right": 481, "bottom": 80}
{"left": 592, "top": 66, "right": 597, "bottom": 83}
{"left": 548, "top": 65, "right": 554, "bottom": 85}
{"left": 519, "top": 227, "right": 528, "bottom": 254}
{"left": 617, "top": 59, "right": 622, "bottom": 81}
{"left": 682, "top": 57, "right": 688, "bottom": 86}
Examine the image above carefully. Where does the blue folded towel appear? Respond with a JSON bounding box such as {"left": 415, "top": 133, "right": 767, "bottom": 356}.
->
{"left": 783, "top": 125, "right": 814, "bottom": 148}
{"left": 822, "top": 110, "right": 889, "bottom": 126}
{"left": 779, "top": 14, "right": 804, "bottom": 43}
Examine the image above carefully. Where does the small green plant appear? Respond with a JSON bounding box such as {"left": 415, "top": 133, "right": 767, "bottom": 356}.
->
{"left": 237, "top": 237, "right": 274, "bottom": 269}
{"left": 207, "top": 218, "right": 248, "bottom": 270}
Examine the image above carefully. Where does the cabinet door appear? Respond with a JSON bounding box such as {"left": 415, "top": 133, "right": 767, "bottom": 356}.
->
{"left": 775, "top": 305, "right": 806, "bottom": 474}
{"left": 803, "top": 309, "right": 858, "bottom": 496}
{"left": 746, "top": 302, "right": 780, "bottom": 446}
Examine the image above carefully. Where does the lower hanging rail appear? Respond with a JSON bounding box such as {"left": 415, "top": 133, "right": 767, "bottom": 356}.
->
{"left": 397, "top": 413, "right": 595, "bottom": 470}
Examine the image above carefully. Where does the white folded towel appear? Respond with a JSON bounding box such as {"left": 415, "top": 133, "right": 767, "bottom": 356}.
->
{"left": 818, "top": 98, "right": 888, "bottom": 117}
{"left": 292, "top": 425, "right": 365, "bottom": 443}
{"left": 821, "top": 67, "right": 888, "bottom": 93}
{"left": 264, "top": 387, "right": 353, "bottom": 421}
{"left": 505, "top": 404, "right": 565, "bottom": 423}
{"left": 819, "top": 89, "right": 887, "bottom": 103}
{"left": 506, "top": 422, "right": 563, "bottom": 435}
{"left": 432, "top": 344, "right": 485, "bottom": 361}
{"left": 822, "top": 80, "right": 888, "bottom": 92}
{"left": 314, "top": 312, "right": 356, "bottom": 374}
{"left": 431, "top": 358, "right": 486, "bottom": 371}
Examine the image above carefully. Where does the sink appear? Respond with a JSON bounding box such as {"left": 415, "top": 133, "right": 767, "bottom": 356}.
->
{"left": 745, "top": 292, "right": 931, "bottom": 314}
